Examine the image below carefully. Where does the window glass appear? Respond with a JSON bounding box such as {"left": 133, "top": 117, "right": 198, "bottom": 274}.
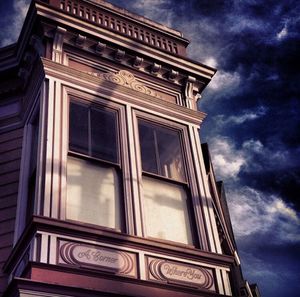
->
{"left": 69, "top": 102, "right": 118, "bottom": 163}
{"left": 156, "top": 127, "right": 185, "bottom": 181}
{"left": 138, "top": 119, "right": 194, "bottom": 245}
{"left": 138, "top": 122, "right": 158, "bottom": 174}
{"left": 67, "top": 101, "right": 121, "bottom": 230}
{"left": 69, "top": 102, "right": 88, "bottom": 155}
{"left": 142, "top": 176, "right": 193, "bottom": 245}
{"left": 67, "top": 157, "right": 121, "bottom": 229}
{"left": 138, "top": 120, "right": 185, "bottom": 181}
{"left": 91, "top": 107, "right": 118, "bottom": 163}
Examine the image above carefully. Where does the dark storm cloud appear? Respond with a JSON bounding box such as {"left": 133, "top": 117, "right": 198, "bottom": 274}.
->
{"left": 0, "top": 0, "right": 31, "bottom": 47}
{"left": 239, "top": 168, "right": 300, "bottom": 210}
{"left": 186, "top": 0, "right": 300, "bottom": 211}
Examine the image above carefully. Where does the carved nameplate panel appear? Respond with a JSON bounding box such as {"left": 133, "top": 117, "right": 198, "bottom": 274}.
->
{"left": 58, "top": 241, "right": 137, "bottom": 277}
{"left": 147, "top": 257, "right": 215, "bottom": 291}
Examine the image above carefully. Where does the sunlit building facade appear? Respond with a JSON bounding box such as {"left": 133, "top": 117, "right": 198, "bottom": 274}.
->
{"left": 0, "top": 1, "right": 259, "bottom": 296}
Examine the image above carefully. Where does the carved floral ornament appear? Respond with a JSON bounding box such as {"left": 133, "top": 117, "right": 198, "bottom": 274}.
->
{"left": 86, "top": 70, "right": 161, "bottom": 99}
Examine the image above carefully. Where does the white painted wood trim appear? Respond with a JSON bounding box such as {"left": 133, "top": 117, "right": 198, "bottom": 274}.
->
{"left": 40, "top": 234, "right": 49, "bottom": 263}
{"left": 43, "top": 78, "right": 55, "bottom": 217}
{"left": 51, "top": 80, "right": 62, "bottom": 219}
{"left": 59, "top": 86, "right": 69, "bottom": 220}
{"left": 189, "top": 126, "right": 216, "bottom": 252}
{"left": 215, "top": 268, "right": 225, "bottom": 295}
{"left": 126, "top": 106, "right": 143, "bottom": 236}
{"left": 221, "top": 269, "right": 232, "bottom": 296}
{"left": 119, "top": 104, "right": 135, "bottom": 235}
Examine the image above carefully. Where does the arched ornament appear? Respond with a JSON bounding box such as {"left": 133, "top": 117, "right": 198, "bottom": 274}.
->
{"left": 87, "top": 70, "right": 161, "bottom": 98}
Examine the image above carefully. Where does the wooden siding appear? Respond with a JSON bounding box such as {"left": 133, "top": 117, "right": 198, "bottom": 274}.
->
{"left": 0, "top": 128, "right": 23, "bottom": 295}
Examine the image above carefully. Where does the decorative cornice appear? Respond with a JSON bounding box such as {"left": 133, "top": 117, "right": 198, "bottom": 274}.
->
{"left": 41, "top": 0, "right": 187, "bottom": 56}
{"left": 86, "top": 70, "right": 161, "bottom": 98}
{"left": 41, "top": 58, "right": 207, "bottom": 124}
{"left": 35, "top": 2, "right": 216, "bottom": 82}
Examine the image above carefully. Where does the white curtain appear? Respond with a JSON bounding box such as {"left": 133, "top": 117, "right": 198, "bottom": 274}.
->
{"left": 142, "top": 176, "right": 193, "bottom": 245}
{"left": 66, "top": 156, "right": 121, "bottom": 229}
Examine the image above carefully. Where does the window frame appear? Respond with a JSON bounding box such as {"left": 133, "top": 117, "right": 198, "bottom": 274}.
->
{"left": 137, "top": 118, "right": 188, "bottom": 183}
{"left": 134, "top": 110, "right": 199, "bottom": 247}
{"left": 64, "top": 96, "right": 128, "bottom": 233}
{"left": 68, "top": 99, "right": 121, "bottom": 167}
{"left": 14, "top": 97, "right": 42, "bottom": 243}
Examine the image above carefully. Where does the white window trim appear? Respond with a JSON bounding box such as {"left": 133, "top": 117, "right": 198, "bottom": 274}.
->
{"left": 58, "top": 90, "right": 134, "bottom": 234}
{"left": 132, "top": 109, "right": 205, "bottom": 248}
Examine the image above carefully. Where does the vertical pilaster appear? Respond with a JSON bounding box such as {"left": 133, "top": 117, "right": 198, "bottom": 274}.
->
{"left": 43, "top": 77, "right": 63, "bottom": 219}
{"left": 126, "top": 107, "right": 143, "bottom": 237}
{"left": 190, "top": 126, "right": 222, "bottom": 253}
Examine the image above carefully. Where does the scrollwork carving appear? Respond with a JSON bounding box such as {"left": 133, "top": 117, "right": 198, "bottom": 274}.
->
{"left": 86, "top": 70, "right": 161, "bottom": 98}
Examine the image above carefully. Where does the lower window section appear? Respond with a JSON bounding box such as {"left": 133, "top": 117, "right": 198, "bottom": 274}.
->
{"left": 142, "top": 176, "right": 194, "bottom": 245}
{"left": 66, "top": 156, "right": 121, "bottom": 230}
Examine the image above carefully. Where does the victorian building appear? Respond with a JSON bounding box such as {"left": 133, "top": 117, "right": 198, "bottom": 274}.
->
{"left": 0, "top": 1, "right": 260, "bottom": 296}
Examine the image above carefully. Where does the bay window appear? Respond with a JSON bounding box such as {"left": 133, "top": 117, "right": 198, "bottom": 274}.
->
{"left": 138, "top": 119, "right": 195, "bottom": 245}
{"left": 65, "top": 99, "right": 196, "bottom": 246}
{"left": 66, "top": 100, "right": 122, "bottom": 230}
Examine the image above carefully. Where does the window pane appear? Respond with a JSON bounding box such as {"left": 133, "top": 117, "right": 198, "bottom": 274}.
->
{"left": 91, "top": 108, "right": 118, "bottom": 163}
{"left": 66, "top": 156, "right": 121, "bottom": 229}
{"left": 142, "top": 176, "right": 193, "bottom": 245}
{"left": 138, "top": 121, "right": 158, "bottom": 174}
{"left": 138, "top": 120, "right": 185, "bottom": 181}
{"left": 69, "top": 102, "right": 88, "bottom": 154}
{"left": 156, "top": 127, "right": 185, "bottom": 181}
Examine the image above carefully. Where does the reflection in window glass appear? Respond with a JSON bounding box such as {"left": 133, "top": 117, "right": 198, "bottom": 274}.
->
{"left": 138, "top": 122, "right": 158, "bottom": 174}
{"left": 67, "top": 156, "right": 121, "bottom": 229}
{"left": 69, "top": 102, "right": 118, "bottom": 163}
{"left": 142, "top": 176, "right": 193, "bottom": 245}
{"left": 91, "top": 108, "right": 117, "bottom": 163}
{"left": 69, "top": 103, "right": 88, "bottom": 155}
{"left": 138, "top": 120, "right": 185, "bottom": 181}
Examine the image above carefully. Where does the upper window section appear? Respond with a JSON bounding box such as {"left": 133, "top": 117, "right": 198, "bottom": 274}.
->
{"left": 69, "top": 102, "right": 118, "bottom": 163}
{"left": 138, "top": 120, "right": 186, "bottom": 182}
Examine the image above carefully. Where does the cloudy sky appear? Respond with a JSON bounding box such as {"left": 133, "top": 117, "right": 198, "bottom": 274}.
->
{"left": 1, "top": 0, "right": 300, "bottom": 296}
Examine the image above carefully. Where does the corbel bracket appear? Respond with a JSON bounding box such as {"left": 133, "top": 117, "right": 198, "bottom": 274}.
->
{"left": 75, "top": 34, "right": 86, "bottom": 47}
{"left": 168, "top": 69, "right": 179, "bottom": 81}
{"left": 52, "top": 26, "right": 66, "bottom": 63}
{"left": 151, "top": 63, "right": 161, "bottom": 75}
{"left": 133, "top": 56, "right": 143, "bottom": 69}
{"left": 95, "top": 42, "right": 106, "bottom": 55}
{"left": 115, "top": 49, "right": 125, "bottom": 61}
{"left": 185, "top": 76, "right": 197, "bottom": 109}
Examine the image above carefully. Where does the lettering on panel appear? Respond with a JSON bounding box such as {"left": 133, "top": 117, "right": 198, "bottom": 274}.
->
{"left": 58, "top": 240, "right": 137, "bottom": 277}
{"left": 147, "top": 257, "right": 216, "bottom": 291}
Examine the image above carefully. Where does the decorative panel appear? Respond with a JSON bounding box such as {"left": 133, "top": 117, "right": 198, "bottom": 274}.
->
{"left": 147, "top": 256, "right": 216, "bottom": 292}
{"left": 58, "top": 240, "right": 137, "bottom": 277}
